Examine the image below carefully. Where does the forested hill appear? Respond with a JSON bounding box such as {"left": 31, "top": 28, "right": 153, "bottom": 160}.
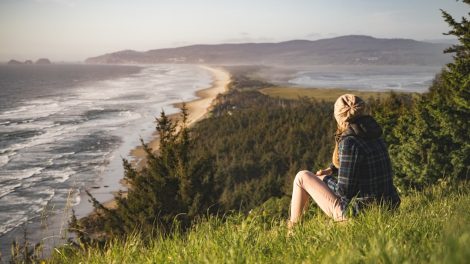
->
{"left": 85, "top": 35, "right": 450, "bottom": 66}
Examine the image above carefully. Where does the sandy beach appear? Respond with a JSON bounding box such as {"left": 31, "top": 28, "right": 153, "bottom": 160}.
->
{"left": 129, "top": 65, "right": 230, "bottom": 170}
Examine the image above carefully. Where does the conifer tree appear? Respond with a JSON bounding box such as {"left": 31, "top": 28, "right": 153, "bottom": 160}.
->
{"left": 79, "top": 106, "right": 220, "bottom": 242}
{"left": 431, "top": 1, "right": 470, "bottom": 179}
{"left": 391, "top": 1, "right": 469, "bottom": 186}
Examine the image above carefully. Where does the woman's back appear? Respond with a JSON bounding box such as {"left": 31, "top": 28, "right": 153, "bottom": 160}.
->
{"left": 337, "top": 115, "right": 400, "bottom": 208}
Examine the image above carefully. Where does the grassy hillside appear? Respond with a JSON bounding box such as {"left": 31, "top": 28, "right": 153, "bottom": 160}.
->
{"left": 44, "top": 72, "right": 464, "bottom": 263}
{"left": 48, "top": 74, "right": 463, "bottom": 263}
{"left": 51, "top": 181, "right": 470, "bottom": 263}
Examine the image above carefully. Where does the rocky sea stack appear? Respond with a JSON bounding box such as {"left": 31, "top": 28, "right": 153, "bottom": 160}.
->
{"left": 7, "top": 59, "right": 23, "bottom": 65}
{"left": 35, "top": 58, "right": 52, "bottom": 64}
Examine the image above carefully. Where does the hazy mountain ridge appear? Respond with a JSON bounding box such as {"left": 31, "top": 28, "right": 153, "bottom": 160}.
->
{"left": 85, "top": 35, "right": 451, "bottom": 66}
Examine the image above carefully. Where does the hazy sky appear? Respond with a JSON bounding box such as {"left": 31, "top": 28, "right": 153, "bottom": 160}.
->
{"left": 0, "top": 0, "right": 467, "bottom": 61}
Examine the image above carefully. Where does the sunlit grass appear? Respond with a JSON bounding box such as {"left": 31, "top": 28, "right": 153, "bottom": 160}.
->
{"left": 50, "top": 181, "right": 470, "bottom": 263}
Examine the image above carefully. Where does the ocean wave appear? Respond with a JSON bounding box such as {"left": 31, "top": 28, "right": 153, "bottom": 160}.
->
{"left": 0, "top": 182, "right": 22, "bottom": 199}
{"left": 0, "top": 215, "right": 27, "bottom": 236}
{"left": 0, "top": 188, "right": 55, "bottom": 236}
{"left": 6, "top": 129, "right": 67, "bottom": 154}
{"left": 0, "top": 167, "right": 44, "bottom": 182}
{"left": 0, "top": 152, "right": 11, "bottom": 167}
{"left": 69, "top": 188, "right": 81, "bottom": 207}
{"left": 2, "top": 118, "right": 94, "bottom": 156}
{"left": 11, "top": 121, "right": 58, "bottom": 131}
{"left": 47, "top": 167, "right": 76, "bottom": 183}
{"left": 0, "top": 99, "right": 62, "bottom": 120}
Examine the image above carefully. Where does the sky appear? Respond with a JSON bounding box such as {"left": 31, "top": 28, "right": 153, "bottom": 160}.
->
{"left": 0, "top": 0, "right": 468, "bottom": 62}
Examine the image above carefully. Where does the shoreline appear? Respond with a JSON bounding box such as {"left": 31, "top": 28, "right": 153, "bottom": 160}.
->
{"left": 102, "top": 65, "right": 231, "bottom": 209}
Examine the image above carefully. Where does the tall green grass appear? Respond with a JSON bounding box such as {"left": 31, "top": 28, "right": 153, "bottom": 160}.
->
{"left": 51, "top": 181, "right": 470, "bottom": 263}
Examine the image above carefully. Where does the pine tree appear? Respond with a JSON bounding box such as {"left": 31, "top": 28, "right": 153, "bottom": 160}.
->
{"left": 78, "top": 106, "right": 220, "bottom": 242}
{"left": 391, "top": 1, "right": 470, "bottom": 186}
{"left": 431, "top": 2, "right": 470, "bottom": 180}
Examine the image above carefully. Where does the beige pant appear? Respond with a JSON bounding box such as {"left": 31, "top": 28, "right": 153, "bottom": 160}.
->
{"left": 290, "top": 170, "right": 345, "bottom": 222}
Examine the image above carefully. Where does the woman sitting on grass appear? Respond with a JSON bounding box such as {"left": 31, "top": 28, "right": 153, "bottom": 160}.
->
{"left": 288, "top": 94, "right": 400, "bottom": 228}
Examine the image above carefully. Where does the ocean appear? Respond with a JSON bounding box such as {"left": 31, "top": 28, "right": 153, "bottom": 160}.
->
{"left": 0, "top": 64, "right": 212, "bottom": 256}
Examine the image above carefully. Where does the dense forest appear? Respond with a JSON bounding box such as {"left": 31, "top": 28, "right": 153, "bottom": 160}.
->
{"left": 69, "top": 2, "right": 469, "bottom": 249}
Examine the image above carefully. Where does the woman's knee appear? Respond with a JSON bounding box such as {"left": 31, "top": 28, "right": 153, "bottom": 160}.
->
{"left": 294, "top": 170, "right": 311, "bottom": 186}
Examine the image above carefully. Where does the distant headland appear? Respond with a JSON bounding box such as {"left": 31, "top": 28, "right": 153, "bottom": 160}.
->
{"left": 7, "top": 58, "right": 52, "bottom": 65}
{"left": 85, "top": 35, "right": 452, "bottom": 66}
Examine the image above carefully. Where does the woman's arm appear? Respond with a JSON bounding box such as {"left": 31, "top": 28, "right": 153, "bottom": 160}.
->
{"left": 329, "top": 163, "right": 338, "bottom": 174}
{"left": 315, "top": 167, "right": 332, "bottom": 178}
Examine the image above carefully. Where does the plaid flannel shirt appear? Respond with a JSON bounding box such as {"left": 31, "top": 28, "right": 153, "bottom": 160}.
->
{"left": 323, "top": 135, "right": 400, "bottom": 213}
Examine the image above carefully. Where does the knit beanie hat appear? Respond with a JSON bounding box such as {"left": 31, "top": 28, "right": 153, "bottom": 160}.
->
{"left": 332, "top": 94, "right": 366, "bottom": 168}
{"left": 333, "top": 94, "right": 366, "bottom": 128}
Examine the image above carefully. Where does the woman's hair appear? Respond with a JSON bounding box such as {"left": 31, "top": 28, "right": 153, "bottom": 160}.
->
{"left": 332, "top": 126, "right": 348, "bottom": 168}
{"left": 331, "top": 94, "right": 366, "bottom": 168}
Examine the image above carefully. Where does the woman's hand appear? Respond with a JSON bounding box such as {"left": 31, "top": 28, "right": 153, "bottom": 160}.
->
{"left": 315, "top": 168, "right": 332, "bottom": 181}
